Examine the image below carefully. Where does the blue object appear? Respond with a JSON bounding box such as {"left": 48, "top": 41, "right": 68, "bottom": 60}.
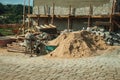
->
{"left": 45, "top": 46, "right": 57, "bottom": 52}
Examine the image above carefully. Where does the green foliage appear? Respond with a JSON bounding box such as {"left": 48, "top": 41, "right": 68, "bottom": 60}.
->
{"left": 0, "top": 3, "right": 32, "bottom": 24}
{"left": 0, "top": 3, "right": 5, "bottom": 15}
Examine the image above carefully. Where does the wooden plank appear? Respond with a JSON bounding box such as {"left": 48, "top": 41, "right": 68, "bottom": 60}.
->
{"left": 44, "top": 24, "right": 51, "bottom": 28}
{"left": 40, "top": 25, "right": 46, "bottom": 28}
{"left": 39, "top": 24, "right": 56, "bottom": 30}
{"left": 91, "top": 15, "right": 110, "bottom": 18}
{"left": 35, "top": 26, "right": 41, "bottom": 29}
{"left": 49, "top": 24, "right": 56, "bottom": 28}
{"left": 7, "top": 49, "right": 25, "bottom": 53}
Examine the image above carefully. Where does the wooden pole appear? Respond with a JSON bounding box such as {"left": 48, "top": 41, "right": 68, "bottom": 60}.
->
{"left": 23, "top": 0, "right": 26, "bottom": 34}
{"left": 23, "top": 0, "right": 26, "bottom": 25}
{"left": 28, "top": 0, "right": 30, "bottom": 14}
{"left": 109, "top": 0, "right": 115, "bottom": 31}
{"left": 88, "top": 4, "right": 92, "bottom": 27}
{"left": 51, "top": 3, "right": 55, "bottom": 24}
{"left": 37, "top": 15, "right": 39, "bottom": 26}
{"left": 46, "top": 5, "right": 48, "bottom": 15}
{"left": 68, "top": 5, "right": 71, "bottom": 32}
{"left": 112, "top": 0, "right": 116, "bottom": 14}
{"left": 44, "top": 5, "right": 47, "bottom": 15}
{"left": 28, "top": 0, "right": 30, "bottom": 28}
{"left": 17, "top": 0, "right": 26, "bottom": 35}
{"left": 38, "top": 6, "right": 39, "bottom": 14}
{"left": 88, "top": 15, "right": 91, "bottom": 27}
{"left": 37, "top": 6, "right": 40, "bottom": 26}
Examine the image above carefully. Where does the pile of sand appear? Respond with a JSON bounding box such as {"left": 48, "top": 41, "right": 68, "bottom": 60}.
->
{"left": 48, "top": 31, "right": 108, "bottom": 58}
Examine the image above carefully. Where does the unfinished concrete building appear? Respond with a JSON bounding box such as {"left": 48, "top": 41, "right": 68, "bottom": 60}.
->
{"left": 28, "top": 0, "right": 120, "bottom": 31}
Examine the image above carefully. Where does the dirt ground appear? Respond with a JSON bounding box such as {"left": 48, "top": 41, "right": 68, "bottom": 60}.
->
{"left": 0, "top": 47, "right": 120, "bottom": 80}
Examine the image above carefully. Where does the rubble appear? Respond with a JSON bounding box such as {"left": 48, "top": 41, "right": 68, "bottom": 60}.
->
{"left": 4, "top": 26, "right": 119, "bottom": 58}
{"left": 90, "top": 27, "right": 120, "bottom": 46}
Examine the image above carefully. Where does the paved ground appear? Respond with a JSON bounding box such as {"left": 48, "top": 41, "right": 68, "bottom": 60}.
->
{"left": 0, "top": 48, "right": 120, "bottom": 80}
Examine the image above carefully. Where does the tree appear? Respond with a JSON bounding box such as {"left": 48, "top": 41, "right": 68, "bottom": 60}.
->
{"left": 0, "top": 3, "right": 4, "bottom": 15}
{"left": 0, "top": 3, "right": 32, "bottom": 24}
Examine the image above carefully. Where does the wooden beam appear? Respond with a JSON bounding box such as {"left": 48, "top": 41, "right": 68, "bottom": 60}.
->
{"left": 95, "top": 21, "right": 111, "bottom": 26}
{"left": 27, "top": 14, "right": 111, "bottom": 19}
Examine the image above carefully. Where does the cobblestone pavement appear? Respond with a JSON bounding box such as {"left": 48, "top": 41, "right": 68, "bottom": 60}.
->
{"left": 0, "top": 48, "right": 120, "bottom": 80}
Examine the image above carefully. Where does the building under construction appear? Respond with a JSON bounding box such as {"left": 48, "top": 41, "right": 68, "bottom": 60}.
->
{"left": 27, "top": 0, "right": 120, "bottom": 31}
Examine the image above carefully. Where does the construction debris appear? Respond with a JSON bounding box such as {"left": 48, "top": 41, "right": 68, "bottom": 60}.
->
{"left": 3, "top": 24, "right": 119, "bottom": 58}
{"left": 0, "top": 36, "right": 16, "bottom": 47}
{"left": 6, "top": 30, "right": 50, "bottom": 56}
{"left": 90, "top": 27, "right": 120, "bottom": 46}
{"left": 7, "top": 42, "right": 26, "bottom": 53}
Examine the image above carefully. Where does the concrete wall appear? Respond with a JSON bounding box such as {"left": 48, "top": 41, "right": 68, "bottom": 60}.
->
{"left": 33, "top": 0, "right": 113, "bottom": 15}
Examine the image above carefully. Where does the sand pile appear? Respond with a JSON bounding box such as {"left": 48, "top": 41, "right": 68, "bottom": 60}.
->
{"left": 48, "top": 31, "right": 108, "bottom": 58}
